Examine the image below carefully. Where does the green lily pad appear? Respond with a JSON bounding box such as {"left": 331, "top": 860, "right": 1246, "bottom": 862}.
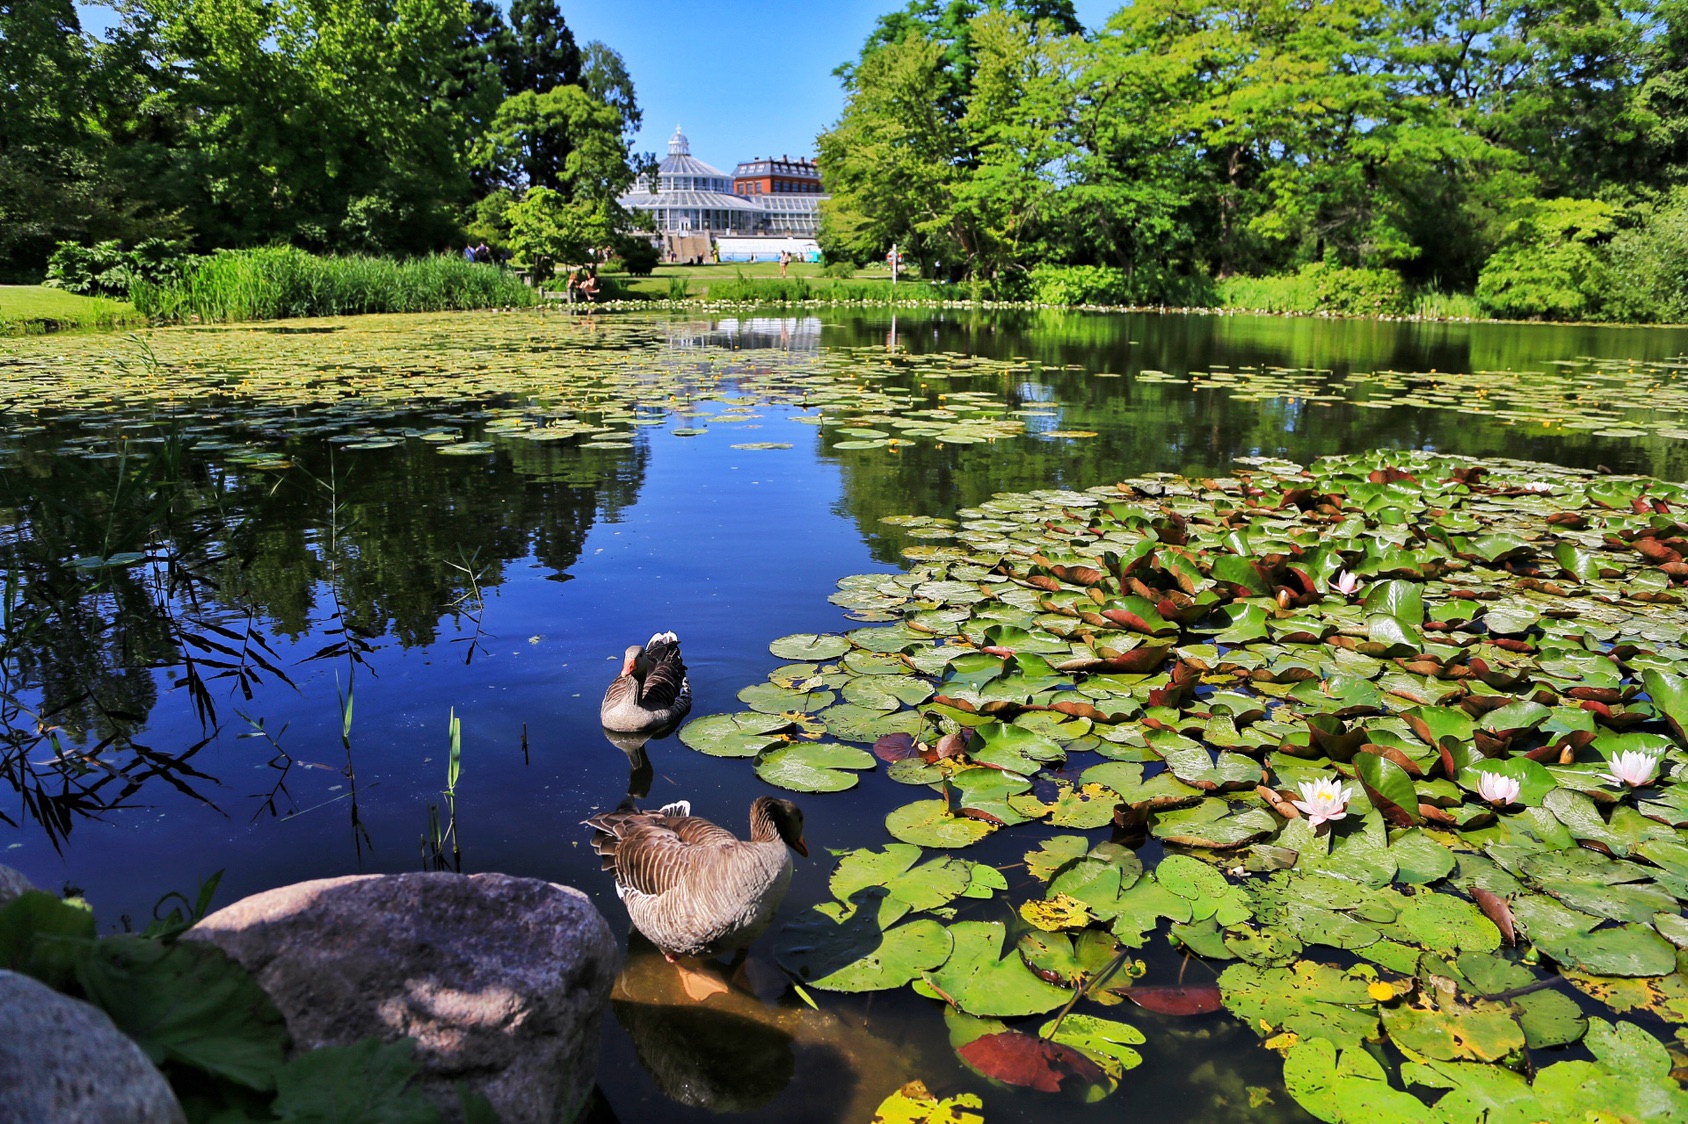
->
{"left": 754, "top": 742, "right": 875, "bottom": 793}
{"left": 775, "top": 906, "right": 952, "bottom": 992}
{"left": 885, "top": 799, "right": 996, "bottom": 848}
{"left": 769, "top": 633, "right": 850, "bottom": 661}
{"left": 678, "top": 711, "right": 791, "bottom": 758}
{"left": 914, "top": 921, "right": 1069, "bottom": 1017}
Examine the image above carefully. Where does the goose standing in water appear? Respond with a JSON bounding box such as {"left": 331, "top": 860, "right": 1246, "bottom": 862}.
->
{"left": 601, "top": 631, "right": 692, "bottom": 736}
{"left": 586, "top": 797, "right": 807, "bottom": 961}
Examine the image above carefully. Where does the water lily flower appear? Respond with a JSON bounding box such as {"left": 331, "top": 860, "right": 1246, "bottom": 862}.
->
{"left": 1520, "top": 482, "right": 1554, "bottom": 493}
{"left": 1599, "top": 749, "right": 1662, "bottom": 788}
{"left": 1475, "top": 771, "right": 1521, "bottom": 806}
{"left": 1291, "top": 777, "right": 1354, "bottom": 828}
{"left": 1331, "top": 570, "right": 1362, "bottom": 597}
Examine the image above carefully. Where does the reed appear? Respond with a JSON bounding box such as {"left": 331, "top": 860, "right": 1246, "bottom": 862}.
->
{"left": 130, "top": 248, "right": 536, "bottom": 322}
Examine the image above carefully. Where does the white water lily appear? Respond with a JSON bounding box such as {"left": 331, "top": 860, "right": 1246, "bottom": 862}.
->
{"left": 1475, "top": 771, "right": 1521, "bottom": 806}
{"left": 1331, "top": 570, "right": 1362, "bottom": 597}
{"left": 1598, "top": 749, "right": 1662, "bottom": 788}
{"left": 1520, "top": 482, "right": 1554, "bottom": 493}
{"left": 1291, "top": 777, "right": 1354, "bottom": 828}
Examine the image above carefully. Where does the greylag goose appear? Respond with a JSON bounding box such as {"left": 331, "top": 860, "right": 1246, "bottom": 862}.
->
{"left": 601, "top": 631, "right": 692, "bottom": 735}
{"left": 586, "top": 797, "right": 807, "bottom": 960}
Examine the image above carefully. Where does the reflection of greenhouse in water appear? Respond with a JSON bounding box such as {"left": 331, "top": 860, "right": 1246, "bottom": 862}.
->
{"left": 664, "top": 317, "right": 823, "bottom": 352}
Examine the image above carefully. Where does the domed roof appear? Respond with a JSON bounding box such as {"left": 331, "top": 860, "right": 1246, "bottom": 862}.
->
{"left": 668, "top": 125, "right": 689, "bottom": 156}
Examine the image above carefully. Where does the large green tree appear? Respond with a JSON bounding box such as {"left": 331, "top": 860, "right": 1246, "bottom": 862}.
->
{"left": 0, "top": 0, "right": 124, "bottom": 273}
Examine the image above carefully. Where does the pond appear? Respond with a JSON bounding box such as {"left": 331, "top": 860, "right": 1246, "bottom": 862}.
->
{"left": 4, "top": 307, "right": 1688, "bottom": 1123}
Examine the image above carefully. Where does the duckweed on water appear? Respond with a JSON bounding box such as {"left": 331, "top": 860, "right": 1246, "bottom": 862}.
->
{"left": 690, "top": 450, "right": 1688, "bottom": 1117}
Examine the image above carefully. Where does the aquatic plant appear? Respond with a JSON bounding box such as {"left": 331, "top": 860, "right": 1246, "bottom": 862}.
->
{"left": 683, "top": 450, "right": 1688, "bottom": 1115}
{"left": 129, "top": 248, "right": 536, "bottom": 322}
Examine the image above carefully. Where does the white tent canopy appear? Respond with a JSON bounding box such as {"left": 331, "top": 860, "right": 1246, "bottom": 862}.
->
{"left": 714, "top": 236, "right": 821, "bottom": 263}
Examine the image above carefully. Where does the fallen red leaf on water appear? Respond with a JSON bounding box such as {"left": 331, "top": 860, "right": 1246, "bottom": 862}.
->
{"left": 956, "top": 1031, "right": 1104, "bottom": 1093}
{"left": 1471, "top": 886, "right": 1516, "bottom": 946}
{"left": 1124, "top": 985, "right": 1223, "bottom": 1015}
{"left": 873, "top": 733, "right": 919, "bottom": 764}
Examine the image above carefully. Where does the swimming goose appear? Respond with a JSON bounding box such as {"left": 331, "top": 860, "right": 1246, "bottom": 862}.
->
{"left": 601, "top": 631, "right": 692, "bottom": 735}
{"left": 586, "top": 797, "right": 807, "bottom": 960}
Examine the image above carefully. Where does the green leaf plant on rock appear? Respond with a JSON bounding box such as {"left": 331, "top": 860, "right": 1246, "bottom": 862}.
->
{"left": 679, "top": 452, "right": 1688, "bottom": 1118}
{"left": 0, "top": 883, "right": 462, "bottom": 1124}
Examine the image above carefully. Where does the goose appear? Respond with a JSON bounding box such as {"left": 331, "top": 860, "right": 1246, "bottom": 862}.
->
{"left": 585, "top": 797, "right": 808, "bottom": 961}
{"left": 601, "top": 631, "right": 692, "bottom": 736}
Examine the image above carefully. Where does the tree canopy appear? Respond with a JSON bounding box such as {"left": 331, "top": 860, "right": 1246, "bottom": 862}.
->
{"left": 819, "top": 0, "right": 1688, "bottom": 318}
{"left": 0, "top": 0, "right": 643, "bottom": 274}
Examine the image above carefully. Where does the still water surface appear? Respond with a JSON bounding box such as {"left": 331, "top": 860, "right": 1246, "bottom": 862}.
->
{"left": 4, "top": 307, "right": 1688, "bottom": 1121}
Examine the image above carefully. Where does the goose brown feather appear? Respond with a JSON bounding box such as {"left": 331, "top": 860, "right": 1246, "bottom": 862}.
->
{"left": 601, "top": 632, "right": 693, "bottom": 734}
{"left": 585, "top": 797, "right": 806, "bottom": 958}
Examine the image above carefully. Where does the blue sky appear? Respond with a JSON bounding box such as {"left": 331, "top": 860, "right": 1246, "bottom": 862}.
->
{"left": 75, "top": 1, "right": 1120, "bottom": 173}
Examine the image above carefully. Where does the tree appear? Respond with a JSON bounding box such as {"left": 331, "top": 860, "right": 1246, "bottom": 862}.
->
{"left": 113, "top": 0, "right": 473, "bottom": 253}
{"left": 0, "top": 0, "right": 122, "bottom": 273}
{"left": 581, "top": 40, "right": 642, "bottom": 138}
{"left": 474, "top": 84, "right": 631, "bottom": 195}
{"left": 818, "top": 35, "right": 966, "bottom": 273}
{"left": 500, "top": 0, "right": 580, "bottom": 97}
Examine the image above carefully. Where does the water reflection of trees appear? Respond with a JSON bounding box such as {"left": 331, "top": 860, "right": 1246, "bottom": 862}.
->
{"left": 0, "top": 423, "right": 647, "bottom": 844}
{"left": 820, "top": 312, "right": 1688, "bottom": 566}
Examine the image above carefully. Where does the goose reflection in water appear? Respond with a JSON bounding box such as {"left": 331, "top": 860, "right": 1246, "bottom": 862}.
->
{"left": 607, "top": 941, "right": 919, "bottom": 1119}
{"left": 601, "top": 728, "right": 657, "bottom": 799}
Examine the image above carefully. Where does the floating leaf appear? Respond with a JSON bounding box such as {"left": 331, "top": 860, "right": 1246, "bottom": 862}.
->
{"left": 754, "top": 742, "right": 875, "bottom": 793}
{"left": 886, "top": 799, "right": 996, "bottom": 848}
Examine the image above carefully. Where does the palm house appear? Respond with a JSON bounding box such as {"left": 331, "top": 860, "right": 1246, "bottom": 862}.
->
{"left": 619, "top": 127, "right": 828, "bottom": 239}
{"left": 618, "top": 127, "right": 761, "bottom": 235}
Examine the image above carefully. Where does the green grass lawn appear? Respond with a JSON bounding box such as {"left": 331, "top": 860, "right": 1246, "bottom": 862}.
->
{"left": 612, "top": 260, "right": 918, "bottom": 301}
{"left": 0, "top": 285, "right": 147, "bottom": 333}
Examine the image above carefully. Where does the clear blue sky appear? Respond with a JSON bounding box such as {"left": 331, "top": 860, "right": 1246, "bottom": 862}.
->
{"left": 75, "top": 1, "right": 1120, "bottom": 172}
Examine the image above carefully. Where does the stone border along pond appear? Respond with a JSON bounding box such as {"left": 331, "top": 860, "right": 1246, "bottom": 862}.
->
{"left": 678, "top": 450, "right": 1688, "bottom": 1121}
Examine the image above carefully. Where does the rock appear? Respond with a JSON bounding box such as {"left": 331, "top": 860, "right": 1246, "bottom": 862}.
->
{"left": 0, "top": 864, "right": 37, "bottom": 907}
{"left": 0, "top": 970, "right": 185, "bottom": 1124}
{"left": 185, "top": 872, "right": 617, "bottom": 1124}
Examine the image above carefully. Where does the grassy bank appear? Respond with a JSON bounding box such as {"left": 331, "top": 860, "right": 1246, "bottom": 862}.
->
{"left": 0, "top": 285, "right": 146, "bottom": 333}
{"left": 613, "top": 261, "right": 949, "bottom": 303}
{"left": 131, "top": 248, "right": 536, "bottom": 322}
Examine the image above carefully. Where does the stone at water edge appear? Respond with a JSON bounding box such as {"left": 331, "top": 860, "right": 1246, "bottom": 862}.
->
{"left": 0, "top": 863, "right": 36, "bottom": 907}
{"left": 0, "top": 970, "right": 186, "bottom": 1124}
{"left": 185, "top": 872, "right": 618, "bottom": 1124}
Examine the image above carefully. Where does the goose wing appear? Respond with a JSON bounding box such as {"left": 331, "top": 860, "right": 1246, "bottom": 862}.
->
{"left": 636, "top": 637, "right": 689, "bottom": 710}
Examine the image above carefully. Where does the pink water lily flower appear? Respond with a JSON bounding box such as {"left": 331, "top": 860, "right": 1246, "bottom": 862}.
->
{"left": 1292, "top": 777, "right": 1354, "bottom": 828}
{"left": 1599, "top": 749, "right": 1662, "bottom": 789}
{"left": 1475, "top": 771, "right": 1521, "bottom": 807}
{"left": 1331, "top": 570, "right": 1362, "bottom": 597}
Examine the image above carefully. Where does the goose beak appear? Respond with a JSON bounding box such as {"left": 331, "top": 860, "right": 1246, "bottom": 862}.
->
{"left": 792, "top": 836, "right": 809, "bottom": 858}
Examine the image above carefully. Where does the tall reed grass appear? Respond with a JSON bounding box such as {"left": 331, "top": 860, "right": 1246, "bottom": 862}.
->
{"left": 130, "top": 248, "right": 536, "bottom": 322}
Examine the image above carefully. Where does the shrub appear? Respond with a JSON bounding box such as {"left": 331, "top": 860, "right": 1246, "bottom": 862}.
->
{"left": 667, "top": 276, "right": 689, "bottom": 301}
{"left": 1474, "top": 197, "right": 1618, "bottom": 321}
{"left": 822, "top": 260, "right": 856, "bottom": 278}
{"left": 45, "top": 239, "right": 191, "bottom": 298}
{"left": 1604, "top": 189, "right": 1688, "bottom": 324}
{"left": 1027, "top": 264, "right": 1132, "bottom": 306}
{"left": 1219, "top": 263, "right": 1408, "bottom": 316}
{"left": 619, "top": 237, "right": 660, "bottom": 276}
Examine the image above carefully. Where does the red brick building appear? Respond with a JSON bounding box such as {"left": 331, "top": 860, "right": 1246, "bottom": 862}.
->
{"left": 732, "top": 157, "right": 823, "bottom": 197}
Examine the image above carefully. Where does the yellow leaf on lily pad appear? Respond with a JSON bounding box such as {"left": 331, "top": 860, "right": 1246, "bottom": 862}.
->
{"left": 1019, "top": 892, "right": 1094, "bottom": 932}
{"left": 871, "top": 1080, "right": 984, "bottom": 1124}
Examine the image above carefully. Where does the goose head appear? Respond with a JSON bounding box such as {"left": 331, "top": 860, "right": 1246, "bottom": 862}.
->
{"left": 750, "top": 796, "right": 808, "bottom": 857}
{"left": 621, "top": 644, "right": 649, "bottom": 678}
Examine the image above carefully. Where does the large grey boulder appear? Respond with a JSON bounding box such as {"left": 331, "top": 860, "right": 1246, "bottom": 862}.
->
{"left": 0, "top": 970, "right": 185, "bottom": 1124}
{"left": 0, "top": 864, "right": 36, "bottom": 907}
{"left": 185, "top": 872, "right": 617, "bottom": 1124}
